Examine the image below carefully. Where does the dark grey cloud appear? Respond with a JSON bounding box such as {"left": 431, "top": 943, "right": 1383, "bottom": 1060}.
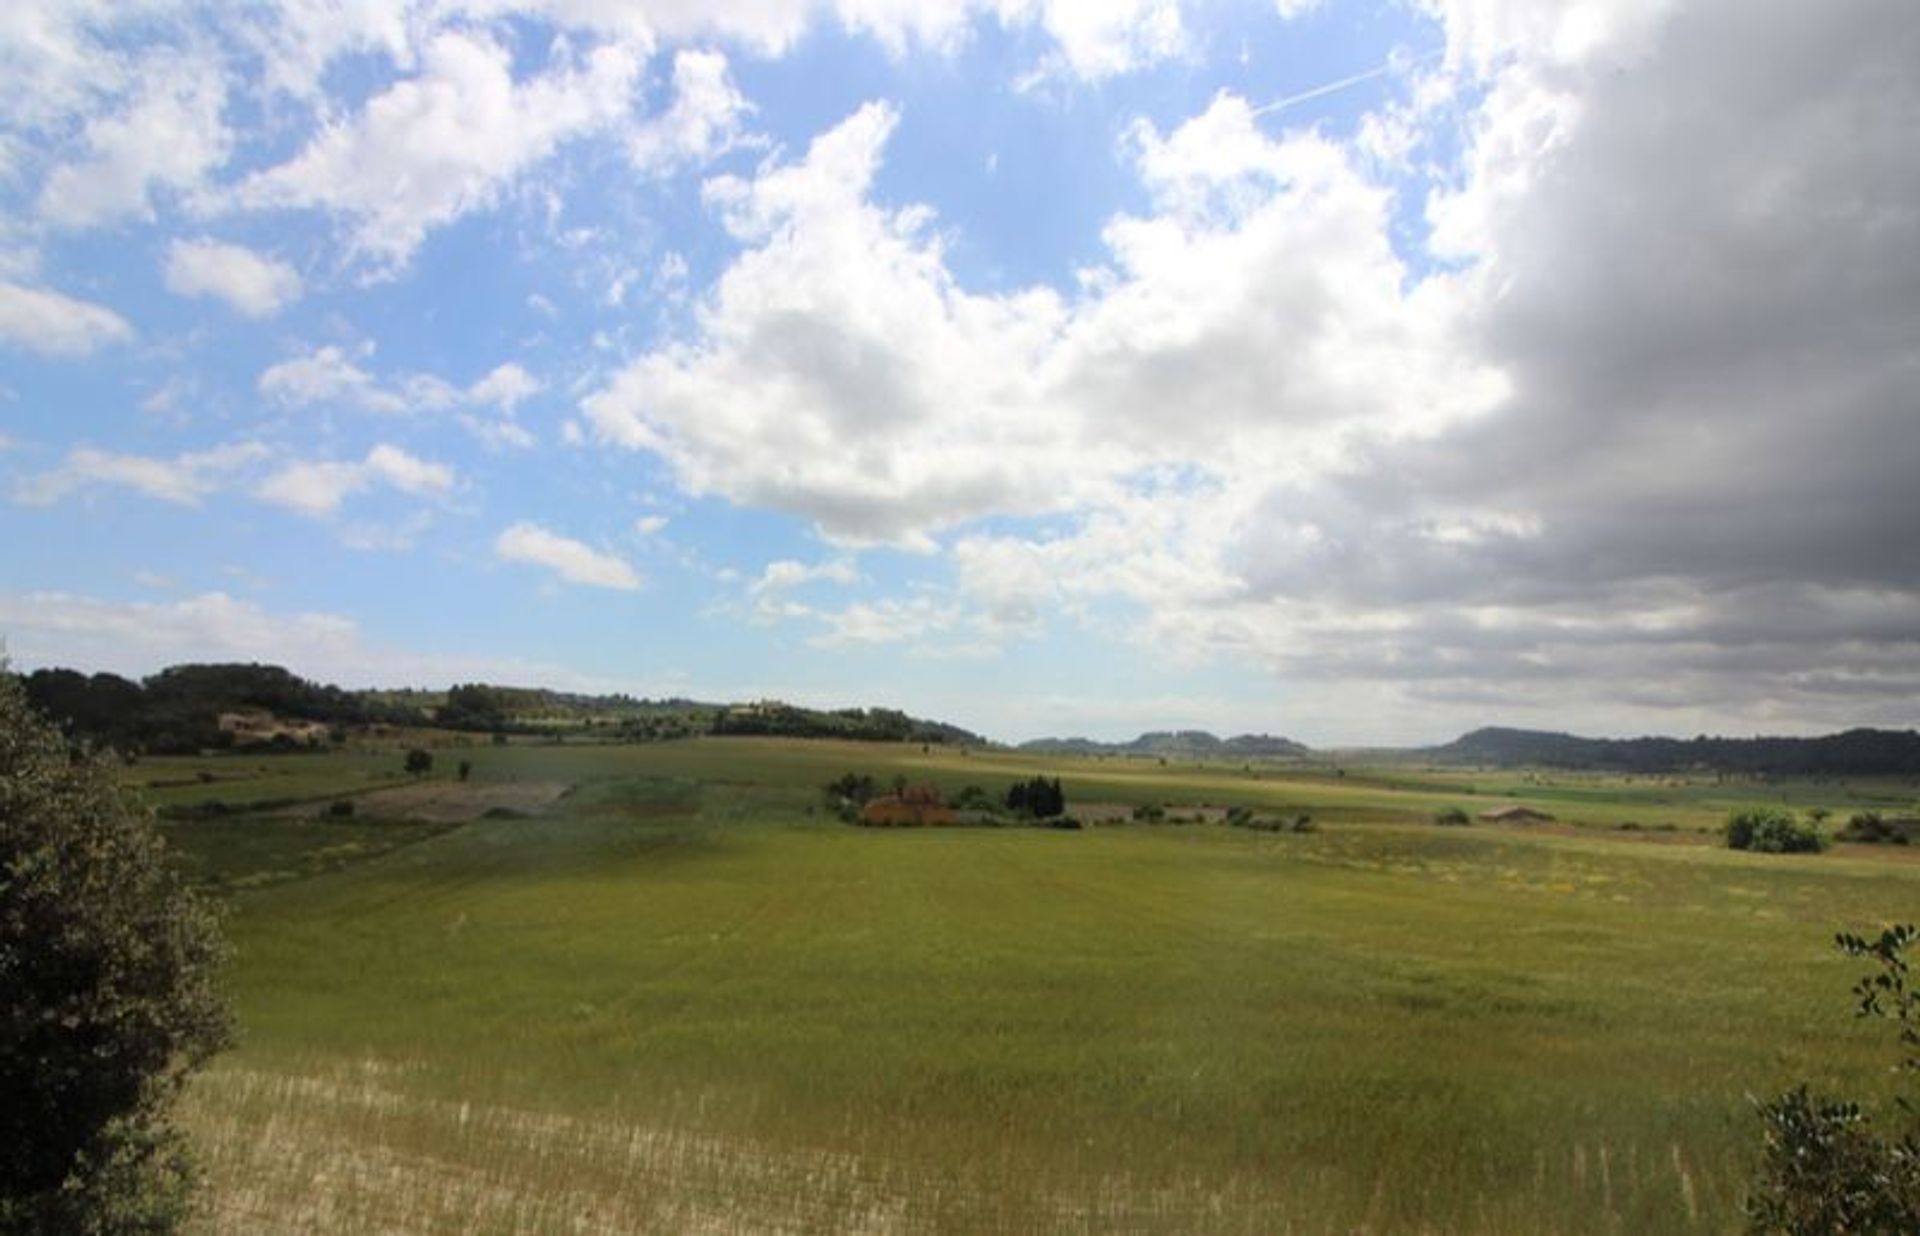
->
{"left": 1224, "top": 0, "right": 1920, "bottom": 727}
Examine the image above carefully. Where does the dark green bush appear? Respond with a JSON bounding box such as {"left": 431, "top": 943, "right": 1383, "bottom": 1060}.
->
{"left": 1006, "top": 777, "right": 1065, "bottom": 818}
{"left": 1726, "top": 806, "right": 1825, "bottom": 853}
{"left": 1746, "top": 925, "right": 1918, "bottom": 1232}
{"left": 1, "top": 670, "right": 230, "bottom": 1232}
{"left": 949, "top": 784, "right": 997, "bottom": 812}
{"left": 1433, "top": 806, "right": 1471, "bottom": 827}
{"left": 1839, "top": 811, "right": 1916, "bottom": 845}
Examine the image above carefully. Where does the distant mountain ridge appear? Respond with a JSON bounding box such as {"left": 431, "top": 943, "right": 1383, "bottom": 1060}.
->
{"left": 1017, "top": 730, "right": 1309, "bottom": 759}
{"left": 1426, "top": 725, "right": 1920, "bottom": 775}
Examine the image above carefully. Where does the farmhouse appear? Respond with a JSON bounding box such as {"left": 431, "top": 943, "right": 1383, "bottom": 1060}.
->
{"left": 1478, "top": 805, "right": 1556, "bottom": 824}
{"left": 218, "top": 709, "right": 330, "bottom": 746}
{"left": 859, "top": 783, "right": 957, "bottom": 827}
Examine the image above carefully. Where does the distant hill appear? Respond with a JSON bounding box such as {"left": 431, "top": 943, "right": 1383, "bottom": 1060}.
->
{"left": 708, "top": 700, "right": 985, "bottom": 747}
{"left": 15, "top": 661, "right": 986, "bottom": 753}
{"left": 1018, "top": 730, "right": 1309, "bottom": 759}
{"left": 1426, "top": 725, "right": 1920, "bottom": 775}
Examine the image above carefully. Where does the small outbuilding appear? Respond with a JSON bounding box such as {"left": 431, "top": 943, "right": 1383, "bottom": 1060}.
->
{"left": 1478, "top": 805, "right": 1556, "bottom": 824}
{"left": 858, "top": 783, "right": 956, "bottom": 827}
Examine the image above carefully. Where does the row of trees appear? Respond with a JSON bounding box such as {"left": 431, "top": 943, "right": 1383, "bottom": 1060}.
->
{"left": 716, "top": 702, "right": 983, "bottom": 745}
{"left": 22, "top": 664, "right": 424, "bottom": 754}
{"left": 823, "top": 774, "right": 1070, "bottom": 821}
{"left": 1005, "top": 777, "right": 1065, "bottom": 818}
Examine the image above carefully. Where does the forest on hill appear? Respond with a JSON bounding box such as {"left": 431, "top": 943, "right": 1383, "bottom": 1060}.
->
{"left": 18, "top": 662, "right": 983, "bottom": 754}
{"left": 1018, "top": 730, "right": 1309, "bottom": 759}
{"left": 1426, "top": 725, "right": 1920, "bottom": 775}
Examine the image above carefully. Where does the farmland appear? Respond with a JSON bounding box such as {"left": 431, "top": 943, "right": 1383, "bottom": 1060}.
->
{"left": 140, "top": 737, "right": 1920, "bottom": 1233}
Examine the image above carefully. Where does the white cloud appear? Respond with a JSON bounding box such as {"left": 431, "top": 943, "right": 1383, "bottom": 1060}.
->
{"left": 259, "top": 347, "right": 538, "bottom": 435}
{"left": 809, "top": 595, "right": 952, "bottom": 646}
{"left": 163, "top": 238, "right": 303, "bottom": 318}
{"left": 1026, "top": 0, "right": 1188, "bottom": 82}
{"left": 0, "top": 587, "right": 617, "bottom": 692}
{"left": 586, "top": 94, "right": 1497, "bottom": 551}
{"left": 259, "top": 344, "right": 405, "bottom": 412}
{"left": 35, "top": 51, "right": 231, "bottom": 228}
{"left": 630, "top": 49, "right": 751, "bottom": 175}
{"left": 0, "top": 590, "right": 359, "bottom": 674}
{"left": 746, "top": 557, "right": 860, "bottom": 618}
{"left": 0, "top": 281, "right": 132, "bottom": 356}
{"left": 234, "top": 30, "right": 641, "bottom": 273}
{"left": 255, "top": 444, "right": 455, "bottom": 517}
{"left": 634, "top": 514, "right": 669, "bottom": 535}
{"left": 752, "top": 557, "right": 859, "bottom": 594}
{"left": 15, "top": 442, "right": 268, "bottom": 506}
{"left": 495, "top": 521, "right": 640, "bottom": 590}
{"left": 587, "top": 102, "right": 1082, "bottom": 548}
{"left": 466, "top": 361, "right": 540, "bottom": 411}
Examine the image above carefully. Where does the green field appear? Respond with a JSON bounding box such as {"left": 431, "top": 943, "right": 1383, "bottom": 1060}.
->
{"left": 149, "top": 738, "right": 1919, "bottom": 1233}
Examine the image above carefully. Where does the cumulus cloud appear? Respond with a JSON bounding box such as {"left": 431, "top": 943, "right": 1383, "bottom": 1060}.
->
{"left": 466, "top": 361, "right": 540, "bottom": 411}
{"left": 1023, "top": 0, "right": 1189, "bottom": 82}
{"left": 585, "top": 101, "right": 1082, "bottom": 548}
{"left": 15, "top": 442, "right": 268, "bottom": 506}
{"left": 259, "top": 346, "right": 540, "bottom": 441}
{"left": 495, "top": 522, "right": 640, "bottom": 590}
{"left": 585, "top": 92, "right": 1495, "bottom": 547}
{"left": 630, "top": 49, "right": 751, "bottom": 175}
{"left": 163, "top": 238, "right": 303, "bottom": 318}
{"left": 1190, "top": 0, "right": 1920, "bottom": 733}
{"left": 582, "top": 0, "right": 1920, "bottom": 736}
{"left": 0, "top": 281, "right": 133, "bottom": 356}
{"left": 233, "top": 30, "right": 642, "bottom": 273}
{"left": 255, "top": 444, "right": 455, "bottom": 516}
{"left": 35, "top": 51, "right": 231, "bottom": 228}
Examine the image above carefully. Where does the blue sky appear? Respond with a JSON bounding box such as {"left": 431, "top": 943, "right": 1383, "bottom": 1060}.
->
{"left": 3, "top": 1, "right": 1917, "bottom": 745}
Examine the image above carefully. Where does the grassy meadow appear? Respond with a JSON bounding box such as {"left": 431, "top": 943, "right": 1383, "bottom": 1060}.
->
{"left": 139, "top": 737, "right": 1920, "bottom": 1233}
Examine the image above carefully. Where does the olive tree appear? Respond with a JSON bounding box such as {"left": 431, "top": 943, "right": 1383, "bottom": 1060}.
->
{"left": 1, "top": 668, "right": 230, "bottom": 1233}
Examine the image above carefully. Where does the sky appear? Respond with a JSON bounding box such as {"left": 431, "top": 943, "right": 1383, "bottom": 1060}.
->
{"left": 1, "top": 0, "right": 1917, "bottom": 746}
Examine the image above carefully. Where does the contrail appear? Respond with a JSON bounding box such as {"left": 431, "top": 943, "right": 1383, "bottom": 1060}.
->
{"left": 1250, "top": 47, "right": 1443, "bottom": 118}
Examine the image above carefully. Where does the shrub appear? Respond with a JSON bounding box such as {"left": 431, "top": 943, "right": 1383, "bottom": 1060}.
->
{"left": 403, "top": 748, "right": 433, "bottom": 776}
{"left": 1839, "top": 811, "right": 1915, "bottom": 846}
{"left": 1745, "top": 925, "right": 1919, "bottom": 1232}
{"left": 325, "top": 799, "right": 355, "bottom": 818}
{"left": 949, "top": 785, "right": 998, "bottom": 812}
{"left": 1131, "top": 803, "right": 1165, "bottom": 823}
{"left": 0, "top": 669, "right": 230, "bottom": 1231}
{"left": 1433, "top": 806, "right": 1471, "bottom": 827}
{"left": 824, "top": 772, "right": 877, "bottom": 808}
{"left": 1290, "top": 813, "right": 1317, "bottom": 833}
{"left": 457, "top": 760, "right": 472, "bottom": 783}
{"left": 1726, "top": 806, "right": 1825, "bottom": 854}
